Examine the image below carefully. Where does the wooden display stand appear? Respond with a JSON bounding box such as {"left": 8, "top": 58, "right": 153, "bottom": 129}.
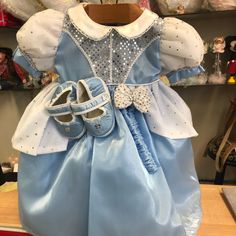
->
{"left": 0, "top": 185, "right": 235, "bottom": 235}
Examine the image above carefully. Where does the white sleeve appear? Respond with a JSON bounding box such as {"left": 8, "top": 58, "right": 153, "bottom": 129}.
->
{"left": 16, "top": 9, "right": 64, "bottom": 72}
{"left": 160, "top": 17, "right": 204, "bottom": 75}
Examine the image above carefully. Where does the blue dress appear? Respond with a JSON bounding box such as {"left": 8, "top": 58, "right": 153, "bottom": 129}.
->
{"left": 13, "top": 3, "right": 204, "bottom": 236}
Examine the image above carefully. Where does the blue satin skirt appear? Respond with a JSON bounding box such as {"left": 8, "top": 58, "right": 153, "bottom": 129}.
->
{"left": 18, "top": 106, "right": 201, "bottom": 236}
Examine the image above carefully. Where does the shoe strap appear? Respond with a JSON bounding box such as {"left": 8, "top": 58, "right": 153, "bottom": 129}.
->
{"left": 46, "top": 101, "right": 72, "bottom": 116}
{"left": 71, "top": 93, "right": 110, "bottom": 115}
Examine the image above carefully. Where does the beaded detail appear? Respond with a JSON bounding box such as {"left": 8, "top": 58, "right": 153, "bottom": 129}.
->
{"left": 63, "top": 16, "right": 163, "bottom": 84}
{"left": 114, "top": 84, "right": 151, "bottom": 113}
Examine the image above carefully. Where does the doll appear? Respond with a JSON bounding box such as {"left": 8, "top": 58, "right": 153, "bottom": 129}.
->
{"left": 0, "top": 50, "right": 9, "bottom": 80}
{"left": 208, "top": 36, "right": 226, "bottom": 84}
{"left": 155, "top": 0, "right": 203, "bottom": 15}
{"left": 0, "top": 47, "right": 25, "bottom": 89}
{"left": 225, "top": 36, "right": 236, "bottom": 84}
{"left": 212, "top": 36, "right": 225, "bottom": 54}
{"left": 0, "top": 48, "right": 15, "bottom": 89}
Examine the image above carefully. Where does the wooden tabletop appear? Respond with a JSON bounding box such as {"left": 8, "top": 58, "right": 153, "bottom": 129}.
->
{"left": 0, "top": 184, "right": 235, "bottom": 235}
{"left": 0, "top": 188, "right": 21, "bottom": 229}
{"left": 197, "top": 184, "right": 236, "bottom": 236}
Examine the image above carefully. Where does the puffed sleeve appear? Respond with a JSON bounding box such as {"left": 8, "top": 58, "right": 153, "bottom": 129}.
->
{"left": 160, "top": 17, "right": 205, "bottom": 84}
{"left": 13, "top": 9, "right": 65, "bottom": 78}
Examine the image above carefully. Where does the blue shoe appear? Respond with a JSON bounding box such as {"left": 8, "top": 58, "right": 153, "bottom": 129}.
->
{"left": 71, "top": 77, "right": 115, "bottom": 137}
{"left": 46, "top": 81, "right": 85, "bottom": 139}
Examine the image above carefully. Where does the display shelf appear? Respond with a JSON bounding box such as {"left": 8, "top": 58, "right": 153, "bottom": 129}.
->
{"left": 158, "top": 10, "right": 236, "bottom": 19}
{"left": 0, "top": 86, "right": 41, "bottom": 92}
{"left": 0, "top": 83, "right": 236, "bottom": 90}
{"left": 172, "top": 83, "right": 236, "bottom": 88}
{"left": 0, "top": 26, "right": 19, "bottom": 30}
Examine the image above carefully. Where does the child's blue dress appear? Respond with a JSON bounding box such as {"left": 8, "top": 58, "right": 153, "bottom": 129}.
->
{"left": 13, "top": 3, "right": 204, "bottom": 236}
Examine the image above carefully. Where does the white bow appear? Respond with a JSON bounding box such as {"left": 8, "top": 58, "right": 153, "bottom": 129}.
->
{"left": 114, "top": 84, "right": 151, "bottom": 113}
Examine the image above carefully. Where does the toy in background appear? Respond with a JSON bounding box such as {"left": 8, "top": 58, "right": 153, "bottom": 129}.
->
{"left": 20, "top": 71, "right": 60, "bottom": 89}
{"left": 171, "top": 36, "right": 236, "bottom": 87}
{"left": 41, "top": 71, "right": 59, "bottom": 86}
{"left": 0, "top": 6, "right": 22, "bottom": 28}
{"left": 20, "top": 73, "right": 41, "bottom": 89}
{"left": 14, "top": 62, "right": 48, "bottom": 89}
{"left": 13, "top": 62, "right": 28, "bottom": 84}
{"left": 18, "top": 71, "right": 58, "bottom": 89}
{"left": 152, "top": 0, "right": 236, "bottom": 14}
{"left": 0, "top": 47, "right": 21, "bottom": 89}
{"left": 208, "top": 36, "right": 226, "bottom": 84}
{"left": 225, "top": 36, "right": 236, "bottom": 84}
{"left": 0, "top": 48, "right": 9, "bottom": 80}
{"left": 154, "top": 0, "right": 203, "bottom": 15}
{"left": 0, "top": 47, "right": 46, "bottom": 89}
{"left": 205, "top": 0, "right": 236, "bottom": 11}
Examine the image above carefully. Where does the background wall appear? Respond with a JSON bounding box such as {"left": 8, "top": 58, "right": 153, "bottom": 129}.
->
{"left": 177, "top": 12, "right": 236, "bottom": 181}
{"left": 0, "top": 12, "right": 235, "bottom": 182}
{"left": 174, "top": 86, "right": 236, "bottom": 181}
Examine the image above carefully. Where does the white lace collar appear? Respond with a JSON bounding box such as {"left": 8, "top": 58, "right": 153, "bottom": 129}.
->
{"left": 67, "top": 3, "right": 159, "bottom": 39}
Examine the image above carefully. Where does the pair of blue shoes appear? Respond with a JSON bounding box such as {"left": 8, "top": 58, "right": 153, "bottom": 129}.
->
{"left": 46, "top": 77, "right": 115, "bottom": 139}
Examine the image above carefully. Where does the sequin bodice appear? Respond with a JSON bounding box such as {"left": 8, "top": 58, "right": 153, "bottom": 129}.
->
{"left": 63, "top": 16, "right": 163, "bottom": 84}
